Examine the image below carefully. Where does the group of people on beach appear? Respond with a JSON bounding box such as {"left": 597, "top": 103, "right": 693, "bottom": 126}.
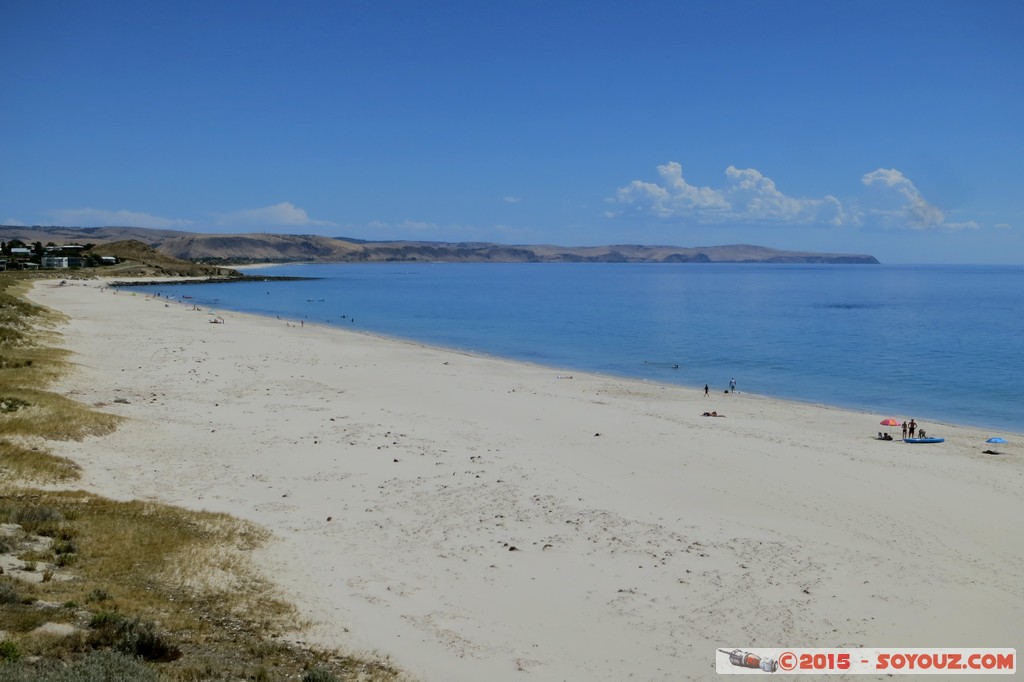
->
{"left": 702, "top": 377, "right": 737, "bottom": 397}
{"left": 700, "top": 378, "right": 736, "bottom": 417}
{"left": 879, "top": 419, "right": 925, "bottom": 441}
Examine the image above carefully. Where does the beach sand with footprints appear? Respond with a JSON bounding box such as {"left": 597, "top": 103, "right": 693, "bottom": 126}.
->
{"left": 27, "top": 279, "right": 1023, "bottom": 681}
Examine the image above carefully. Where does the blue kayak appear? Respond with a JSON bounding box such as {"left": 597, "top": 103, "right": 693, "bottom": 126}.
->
{"left": 904, "top": 437, "right": 944, "bottom": 444}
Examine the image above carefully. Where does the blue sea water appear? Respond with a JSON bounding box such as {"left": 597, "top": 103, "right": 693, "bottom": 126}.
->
{"left": 126, "top": 263, "right": 1024, "bottom": 434}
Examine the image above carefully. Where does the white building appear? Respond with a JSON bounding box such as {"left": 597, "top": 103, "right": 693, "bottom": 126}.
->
{"left": 41, "top": 256, "right": 69, "bottom": 269}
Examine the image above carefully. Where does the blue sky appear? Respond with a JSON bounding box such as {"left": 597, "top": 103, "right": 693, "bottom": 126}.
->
{"left": 2, "top": 0, "right": 1022, "bottom": 263}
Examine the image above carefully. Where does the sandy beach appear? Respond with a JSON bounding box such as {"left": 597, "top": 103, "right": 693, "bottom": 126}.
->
{"left": 26, "top": 279, "right": 1022, "bottom": 680}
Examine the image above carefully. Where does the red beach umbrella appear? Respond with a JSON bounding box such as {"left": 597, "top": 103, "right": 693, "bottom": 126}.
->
{"left": 879, "top": 418, "right": 901, "bottom": 436}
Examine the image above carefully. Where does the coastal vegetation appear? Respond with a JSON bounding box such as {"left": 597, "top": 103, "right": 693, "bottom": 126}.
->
{"left": 0, "top": 274, "right": 409, "bottom": 681}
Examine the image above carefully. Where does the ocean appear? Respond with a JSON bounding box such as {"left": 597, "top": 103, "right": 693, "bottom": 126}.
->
{"left": 124, "top": 263, "right": 1024, "bottom": 434}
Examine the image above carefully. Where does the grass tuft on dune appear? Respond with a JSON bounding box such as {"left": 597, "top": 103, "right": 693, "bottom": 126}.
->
{"left": 0, "top": 274, "right": 411, "bottom": 681}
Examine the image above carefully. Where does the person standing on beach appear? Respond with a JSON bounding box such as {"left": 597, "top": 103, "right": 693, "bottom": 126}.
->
{"left": 729, "top": 378, "right": 736, "bottom": 393}
{"left": 909, "top": 419, "right": 917, "bottom": 438}
{"left": 704, "top": 384, "right": 709, "bottom": 397}
{"left": 902, "top": 421, "right": 908, "bottom": 439}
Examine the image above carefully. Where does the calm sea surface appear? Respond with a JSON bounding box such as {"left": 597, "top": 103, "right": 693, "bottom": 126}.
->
{"left": 125, "top": 263, "right": 1024, "bottom": 434}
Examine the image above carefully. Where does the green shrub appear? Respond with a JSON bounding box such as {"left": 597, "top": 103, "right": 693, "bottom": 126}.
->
{"left": 7, "top": 505, "right": 64, "bottom": 534}
{"left": 51, "top": 537, "right": 77, "bottom": 555}
{"left": 113, "top": 616, "right": 181, "bottom": 662}
{"left": 53, "top": 552, "right": 76, "bottom": 567}
{"left": 0, "top": 639, "right": 21, "bottom": 662}
{"left": 85, "top": 588, "right": 111, "bottom": 603}
{"left": 87, "top": 610, "right": 120, "bottom": 631}
{"left": 87, "top": 613, "right": 181, "bottom": 662}
{"left": 303, "top": 669, "right": 342, "bottom": 682}
{"left": 0, "top": 649, "right": 158, "bottom": 681}
{"left": 0, "top": 396, "right": 31, "bottom": 413}
{"left": 0, "top": 580, "right": 21, "bottom": 604}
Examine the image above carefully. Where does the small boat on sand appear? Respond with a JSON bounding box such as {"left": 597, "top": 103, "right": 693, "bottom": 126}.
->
{"left": 904, "top": 437, "right": 944, "bottom": 444}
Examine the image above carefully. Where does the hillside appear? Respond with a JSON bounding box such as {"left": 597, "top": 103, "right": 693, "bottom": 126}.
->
{"left": 0, "top": 225, "right": 880, "bottom": 265}
{"left": 89, "top": 240, "right": 242, "bottom": 277}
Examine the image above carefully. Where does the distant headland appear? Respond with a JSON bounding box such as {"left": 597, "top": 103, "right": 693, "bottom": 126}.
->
{"left": 0, "top": 225, "right": 879, "bottom": 267}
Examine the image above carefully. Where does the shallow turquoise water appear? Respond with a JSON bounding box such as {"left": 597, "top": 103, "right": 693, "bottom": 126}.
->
{"left": 126, "top": 263, "right": 1024, "bottom": 434}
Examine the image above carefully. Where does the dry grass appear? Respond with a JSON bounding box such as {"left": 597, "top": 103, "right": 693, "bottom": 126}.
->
{"left": 1, "top": 491, "right": 283, "bottom": 635}
{"left": 0, "top": 387, "right": 121, "bottom": 441}
{"left": 0, "top": 278, "right": 119, "bottom": 483}
{"left": 0, "top": 344, "right": 70, "bottom": 382}
{"left": 0, "top": 280, "right": 119, "bottom": 443}
{"left": 0, "top": 491, "right": 410, "bottom": 680}
{"left": 0, "top": 274, "right": 413, "bottom": 681}
{"left": 0, "top": 440, "right": 80, "bottom": 484}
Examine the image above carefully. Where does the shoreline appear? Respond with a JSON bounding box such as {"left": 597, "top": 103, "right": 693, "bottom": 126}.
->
{"left": 127, "top": 265, "right": 1024, "bottom": 436}
{"left": 26, "top": 278, "right": 1024, "bottom": 681}
{"left": 132, "top": 282, "right": 1020, "bottom": 438}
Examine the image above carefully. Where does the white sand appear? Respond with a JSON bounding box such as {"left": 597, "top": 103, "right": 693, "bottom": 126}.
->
{"left": 27, "top": 279, "right": 1023, "bottom": 680}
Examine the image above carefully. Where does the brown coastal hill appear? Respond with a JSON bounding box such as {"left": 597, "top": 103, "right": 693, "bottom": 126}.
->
{"left": 0, "top": 225, "right": 880, "bottom": 264}
{"left": 88, "top": 240, "right": 242, "bottom": 277}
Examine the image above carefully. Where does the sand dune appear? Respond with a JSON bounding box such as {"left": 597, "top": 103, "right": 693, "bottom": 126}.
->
{"left": 28, "top": 279, "right": 1022, "bottom": 681}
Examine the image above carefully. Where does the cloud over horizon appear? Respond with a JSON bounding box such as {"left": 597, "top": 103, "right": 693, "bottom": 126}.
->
{"left": 215, "top": 202, "right": 336, "bottom": 230}
{"left": 860, "top": 168, "right": 948, "bottom": 230}
{"left": 611, "top": 162, "right": 969, "bottom": 232}
{"left": 47, "top": 208, "right": 193, "bottom": 229}
{"left": 611, "top": 162, "right": 846, "bottom": 227}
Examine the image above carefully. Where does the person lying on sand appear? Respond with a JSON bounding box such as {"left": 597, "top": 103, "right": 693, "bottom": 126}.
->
{"left": 702, "top": 411, "right": 725, "bottom": 417}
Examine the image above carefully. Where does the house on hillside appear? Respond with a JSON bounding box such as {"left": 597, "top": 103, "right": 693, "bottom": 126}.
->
{"left": 41, "top": 256, "right": 69, "bottom": 269}
{"left": 41, "top": 255, "right": 87, "bottom": 269}
{"left": 7, "top": 247, "right": 32, "bottom": 268}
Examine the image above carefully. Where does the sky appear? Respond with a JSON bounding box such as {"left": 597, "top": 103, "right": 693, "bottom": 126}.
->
{"left": 2, "top": 0, "right": 1023, "bottom": 264}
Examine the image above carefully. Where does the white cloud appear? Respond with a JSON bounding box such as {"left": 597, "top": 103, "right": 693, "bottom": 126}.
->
{"left": 365, "top": 219, "right": 439, "bottom": 236}
{"left": 724, "top": 166, "right": 848, "bottom": 226}
{"left": 994, "top": 223, "right": 1012, "bottom": 230}
{"left": 861, "top": 168, "right": 946, "bottom": 229}
{"left": 502, "top": 196, "right": 522, "bottom": 204}
{"left": 613, "top": 162, "right": 727, "bottom": 219}
{"left": 48, "top": 208, "right": 193, "bottom": 229}
{"left": 611, "top": 162, "right": 981, "bottom": 232}
{"left": 944, "top": 220, "right": 981, "bottom": 231}
{"left": 362, "top": 219, "right": 505, "bottom": 241}
{"left": 398, "top": 220, "right": 438, "bottom": 232}
{"left": 216, "top": 202, "right": 336, "bottom": 229}
{"left": 613, "top": 162, "right": 846, "bottom": 226}
{"left": 3, "top": 218, "right": 27, "bottom": 226}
